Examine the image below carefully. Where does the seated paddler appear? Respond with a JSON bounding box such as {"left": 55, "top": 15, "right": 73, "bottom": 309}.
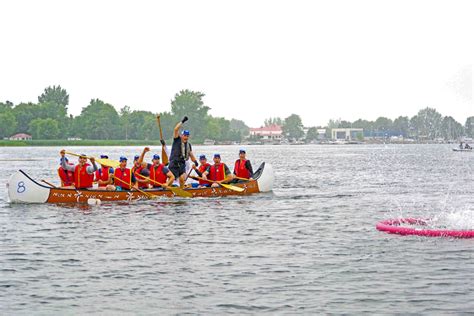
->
{"left": 140, "top": 147, "right": 175, "bottom": 189}
{"left": 94, "top": 154, "right": 114, "bottom": 190}
{"left": 201, "top": 153, "right": 234, "bottom": 188}
{"left": 59, "top": 149, "right": 98, "bottom": 189}
{"left": 107, "top": 156, "right": 138, "bottom": 191}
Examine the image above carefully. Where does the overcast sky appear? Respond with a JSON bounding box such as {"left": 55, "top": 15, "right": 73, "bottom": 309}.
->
{"left": 1, "top": 0, "right": 473, "bottom": 127}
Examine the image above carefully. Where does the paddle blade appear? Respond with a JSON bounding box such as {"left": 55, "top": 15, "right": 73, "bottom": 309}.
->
{"left": 162, "top": 146, "right": 169, "bottom": 165}
{"left": 221, "top": 183, "right": 245, "bottom": 192}
{"left": 96, "top": 158, "right": 120, "bottom": 168}
{"left": 168, "top": 186, "right": 193, "bottom": 198}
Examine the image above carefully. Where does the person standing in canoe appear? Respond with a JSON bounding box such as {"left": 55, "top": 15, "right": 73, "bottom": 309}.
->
{"left": 95, "top": 154, "right": 114, "bottom": 189}
{"left": 191, "top": 154, "right": 212, "bottom": 187}
{"left": 202, "top": 154, "right": 234, "bottom": 188}
{"left": 233, "top": 149, "right": 254, "bottom": 181}
{"left": 138, "top": 147, "right": 176, "bottom": 189}
{"left": 168, "top": 116, "right": 199, "bottom": 188}
{"left": 58, "top": 157, "right": 75, "bottom": 187}
{"left": 60, "top": 150, "right": 98, "bottom": 189}
{"left": 107, "top": 156, "right": 138, "bottom": 191}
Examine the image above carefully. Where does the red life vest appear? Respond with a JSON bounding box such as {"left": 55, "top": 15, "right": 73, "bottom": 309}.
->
{"left": 209, "top": 163, "right": 226, "bottom": 181}
{"left": 198, "top": 163, "right": 211, "bottom": 185}
{"left": 114, "top": 168, "right": 132, "bottom": 190}
{"left": 58, "top": 164, "right": 74, "bottom": 187}
{"left": 95, "top": 168, "right": 111, "bottom": 187}
{"left": 234, "top": 159, "right": 250, "bottom": 179}
{"left": 133, "top": 165, "right": 148, "bottom": 189}
{"left": 74, "top": 163, "right": 94, "bottom": 189}
{"left": 149, "top": 163, "right": 167, "bottom": 187}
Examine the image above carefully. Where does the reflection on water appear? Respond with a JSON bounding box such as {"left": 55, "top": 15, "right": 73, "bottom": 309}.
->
{"left": 1, "top": 145, "right": 473, "bottom": 314}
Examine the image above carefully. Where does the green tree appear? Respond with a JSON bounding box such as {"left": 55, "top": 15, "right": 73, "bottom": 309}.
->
{"left": 392, "top": 116, "right": 410, "bottom": 137}
{"left": 465, "top": 117, "right": 474, "bottom": 138}
{"left": 305, "top": 127, "right": 319, "bottom": 142}
{"left": 0, "top": 111, "right": 17, "bottom": 138}
{"left": 170, "top": 89, "right": 210, "bottom": 142}
{"left": 410, "top": 107, "right": 443, "bottom": 139}
{"left": 120, "top": 106, "right": 131, "bottom": 140}
{"left": 264, "top": 117, "right": 283, "bottom": 126}
{"left": 38, "top": 85, "right": 69, "bottom": 108}
{"left": 229, "top": 119, "right": 249, "bottom": 137}
{"left": 28, "top": 118, "right": 60, "bottom": 139}
{"left": 12, "top": 102, "right": 41, "bottom": 133}
{"left": 73, "top": 99, "right": 120, "bottom": 139}
{"left": 283, "top": 114, "right": 304, "bottom": 140}
{"left": 373, "top": 117, "right": 393, "bottom": 137}
{"left": 441, "top": 116, "right": 464, "bottom": 140}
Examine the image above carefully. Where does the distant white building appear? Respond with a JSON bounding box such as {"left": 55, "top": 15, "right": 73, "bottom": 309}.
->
{"left": 249, "top": 125, "right": 283, "bottom": 141}
{"left": 331, "top": 128, "right": 363, "bottom": 141}
{"left": 10, "top": 133, "right": 32, "bottom": 140}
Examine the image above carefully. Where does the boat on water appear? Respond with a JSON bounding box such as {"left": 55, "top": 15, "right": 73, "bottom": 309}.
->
{"left": 452, "top": 148, "right": 472, "bottom": 152}
{"left": 7, "top": 163, "right": 274, "bottom": 204}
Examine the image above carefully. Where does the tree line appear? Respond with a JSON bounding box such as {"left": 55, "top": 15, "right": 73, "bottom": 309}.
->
{"left": 0, "top": 86, "right": 250, "bottom": 143}
{"left": 267, "top": 109, "right": 474, "bottom": 141}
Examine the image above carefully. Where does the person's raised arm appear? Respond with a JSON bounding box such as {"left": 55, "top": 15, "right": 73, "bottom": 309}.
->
{"left": 173, "top": 116, "right": 188, "bottom": 138}
{"left": 138, "top": 147, "right": 149, "bottom": 166}
{"left": 86, "top": 157, "right": 98, "bottom": 174}
{"left": 59, "top": 149, "right": 75, "bottom": 171}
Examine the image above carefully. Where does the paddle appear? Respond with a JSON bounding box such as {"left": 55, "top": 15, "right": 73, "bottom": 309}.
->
{"left": 65, "top": 151, "right": 120, "bottom": 168}
{"left": 113, "top": 175, "right": 156, "bottom": 199}
{"left": 41, "top": 179, "right": 57, "bottom": 188}
{"left": 233, "top": 176, "right": 252, "bottom": 181}
{"left": 190, "top": 176, "right": 245, "bottom": 192}
{"left": 156, "top": 115, "right": 169, "bottom": 165}
{"left": 135, "top": 173, "right": 192, "bottom": 198}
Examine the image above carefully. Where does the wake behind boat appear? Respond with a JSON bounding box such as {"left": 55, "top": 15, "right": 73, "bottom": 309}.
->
{"left": 7, "top": 163, "right": 274, "bottom": 204}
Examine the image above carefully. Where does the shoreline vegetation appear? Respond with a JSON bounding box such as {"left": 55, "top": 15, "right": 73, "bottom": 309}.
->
{"left": 1, "top": 86, "right": 473, "bottom": 146}
{"left": 0, "top": 139, "right": 468, "bottom": 147}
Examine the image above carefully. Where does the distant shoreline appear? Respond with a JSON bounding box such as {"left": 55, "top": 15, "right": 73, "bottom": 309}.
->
{"left": 0, "top": 139, "right": 467, "bottom": 147}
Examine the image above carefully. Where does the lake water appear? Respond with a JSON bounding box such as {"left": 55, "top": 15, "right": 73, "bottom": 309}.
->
{"left": 1, "top": 144, "right": 473, "bottom": 314}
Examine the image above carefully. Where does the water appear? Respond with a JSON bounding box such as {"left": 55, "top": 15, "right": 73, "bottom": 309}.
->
{"left": 1, "top": 144, "right": 473, "bottom": 314}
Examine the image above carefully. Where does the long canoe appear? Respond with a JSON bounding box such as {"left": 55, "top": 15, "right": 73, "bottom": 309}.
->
{"left": 452, "top": 148, "right": 472, "bottom": 152}
{"left": 7, "top": 163, "right": 274, "bottom": 204}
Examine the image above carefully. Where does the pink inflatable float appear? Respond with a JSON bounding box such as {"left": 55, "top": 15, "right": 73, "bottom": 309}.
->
{"left": 376, "top": 218, "right": 474, "bottom": 238}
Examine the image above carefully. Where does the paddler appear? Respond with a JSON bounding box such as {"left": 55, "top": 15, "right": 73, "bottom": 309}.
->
{"left": 60, "top": 150, "right": 98, "bottom": 189}
{"left": 107, "top": 156, "right": 138, "bottom": 191}
{"left": 201, "top": 153, "right": 234, "bottom": 188}
{"left": 139, "top": 147, "right": 175, "bottom": 188}
{"left": 58, "top": 157, "right": 75, "bottom": 187}
{"left": 94, "top": 154, "right": 114, "bottom": 189}
{"left": 233, "top": 149, "right": 253, "bottom": 181}
{"left": 191, "top": 154, "right": 212, "bottom": 187}
{"left": 168, "top": 116, "right": 199, "bottom": 188}
{"left": 132, "top": 153, "right": 149, "bottom": 190}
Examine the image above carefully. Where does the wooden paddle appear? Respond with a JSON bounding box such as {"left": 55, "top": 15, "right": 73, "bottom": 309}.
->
{"left": 135, "top": 173, "right": 192, "bottom": 198}
{"left": 156, "top": 115, "right": 169, "bottom": 165}
{"left": 65, "top": 151, "right": 120, "bottom": 168}
{"left": 233, "top": 176, "right": 252, "bottom": 181}
{"left": 41, "top": 179, "right": 57, "bottom": 188}
{"left": 191, "top": 176, "right": 245, "bottom": 192}
{"left": 113, "top": 175, "right": 156, "bottom": 199}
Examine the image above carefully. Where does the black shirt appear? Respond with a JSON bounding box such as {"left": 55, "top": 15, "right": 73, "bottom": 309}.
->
{"left": 169, "top": 136, "right": 192, "bottom": 164}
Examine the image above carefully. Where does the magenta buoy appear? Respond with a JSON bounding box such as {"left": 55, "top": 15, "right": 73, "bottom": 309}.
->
{"left": 376, "top": 218, "right": 474, "bottom": 238}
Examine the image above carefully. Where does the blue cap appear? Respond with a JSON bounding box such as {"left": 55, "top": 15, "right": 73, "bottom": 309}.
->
{"left": 100, "top": 154, "right": 109, "bottom": 159}
{"left": 182, "top": 130, "right": 190, "bottom": 136}
{"left": 153, "top": 154, "right": 160, "bottom": 160}
{"left": 119, "top": 156, "right": 128, "bottom": 162}
{"left": 214, "top": 153, "right": 221, "bottom": 158}
{"left": 199, "top": 155, "right": 207, "bottom": 160}
{"left": 134, "top": 155, "right": 140, "bottom": 161}
{"left": 239, "top": 149, "right": 246, "bottom": 154}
